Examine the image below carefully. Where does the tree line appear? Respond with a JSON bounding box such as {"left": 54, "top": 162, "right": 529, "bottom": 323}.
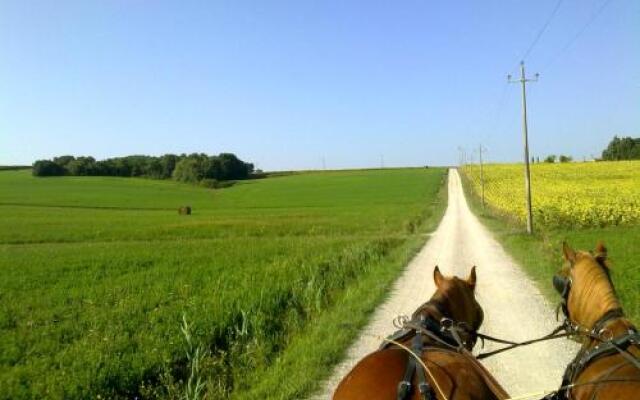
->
{"left": 601, "top": 136, "right": 640, "bottom": 161}
{"left": 531, "top": 136, "right": 639, "bottom": 164}
{"left": 32, "top": 153, "right": 256, "bottom": 184}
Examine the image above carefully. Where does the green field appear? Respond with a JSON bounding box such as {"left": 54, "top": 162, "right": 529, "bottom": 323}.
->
{"left": 460, "top": 169, "right": 639, "bottom": 323}
{"left": 0, "top": 168, "right": 447, "bottom": 399}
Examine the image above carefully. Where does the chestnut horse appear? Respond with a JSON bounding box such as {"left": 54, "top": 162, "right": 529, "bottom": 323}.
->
{"left": 551, "top": 242, "right": 640, "bottom": 399}
{"left": 333, "top": 266, "right": 509, "bottom": 400}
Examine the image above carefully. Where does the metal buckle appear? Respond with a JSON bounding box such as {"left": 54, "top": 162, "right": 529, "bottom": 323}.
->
{"left": 397, "top": 380, "right": 411, "bottom": 398}
{"left": 598, "top": 328, "right": 614, "bottom": 341}
{"left": 440, "top": 317, "right": 453, "bottom": 330}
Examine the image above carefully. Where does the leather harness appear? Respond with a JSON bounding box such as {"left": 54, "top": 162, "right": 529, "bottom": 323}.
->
{"left": 549, "top": 310, "right": 640, "bottom": 400}
{"left": 550, "top": 269, "right": 640, "bottom": 399}
{"left": 379, "top": 315, "right": 461, "bottom": 400}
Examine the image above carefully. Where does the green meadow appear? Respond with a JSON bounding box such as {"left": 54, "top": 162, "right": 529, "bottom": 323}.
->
{"left": 0, "top": 168, "right": 447, "bottom": 399}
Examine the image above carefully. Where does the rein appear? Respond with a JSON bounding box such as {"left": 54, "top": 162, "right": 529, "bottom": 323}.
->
{"left": 389, "top": 314, "right": 640, "bottom": 400}
{"left": 475, "top": 323, "right": 572, "bottom": 360}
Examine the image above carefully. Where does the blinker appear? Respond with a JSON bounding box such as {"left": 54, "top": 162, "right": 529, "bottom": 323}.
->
{"left": 553, "top": 275, "right": 570, "bottom": 298}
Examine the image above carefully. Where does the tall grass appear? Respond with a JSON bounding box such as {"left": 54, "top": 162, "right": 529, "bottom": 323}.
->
{"left": 0, "top": 167, "right": 447, "bottom": 399}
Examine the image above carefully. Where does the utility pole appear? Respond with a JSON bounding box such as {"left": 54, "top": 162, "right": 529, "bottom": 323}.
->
{"left": 478, "top": 144, "right": 486, "bottom": 210}
{"left": 380, "top": 154, "right": 385, "bottom": 169}
{"left": 322, "top": 156, "right": 326, "bottom": 170}
{"left": 459, "top": 147, "right": 467, "bottom": 166}
{"left": 508, "top": 61, "right": 538, "bottom": 234}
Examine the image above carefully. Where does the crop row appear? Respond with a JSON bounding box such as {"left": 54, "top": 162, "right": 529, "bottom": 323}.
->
{"left": 462, "top": 161, "right": 640, "bottom": 228}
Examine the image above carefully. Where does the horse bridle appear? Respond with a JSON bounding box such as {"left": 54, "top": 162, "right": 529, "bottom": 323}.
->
{"left": 550, "top": 268, "right": 640, "bottom": 400}
{"left": 383, "top": 303, "right": 482, "bottom": 400}
{"left": 552, "top": 274, "right": 572, "bottom": 320}
{"left": 553, "top": 262, "right": 623, "bottom": 335}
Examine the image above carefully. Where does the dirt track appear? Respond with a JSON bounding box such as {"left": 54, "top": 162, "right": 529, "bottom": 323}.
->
{"left": 311, "top": 168, "right": 579, "bottom": 399}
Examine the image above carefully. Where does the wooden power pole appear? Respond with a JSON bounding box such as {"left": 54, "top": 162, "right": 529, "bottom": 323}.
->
{"left": 508, "top": 61, "right": 538, "bottom": 234}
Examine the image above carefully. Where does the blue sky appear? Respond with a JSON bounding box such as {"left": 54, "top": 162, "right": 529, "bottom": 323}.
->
{"left": 1, "top": 1, "right": 638, "bottom": 170}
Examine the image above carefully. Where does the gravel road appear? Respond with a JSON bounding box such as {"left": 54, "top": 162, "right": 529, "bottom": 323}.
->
{"left": 311, "top": 168, "right": 579, "bottom": 399}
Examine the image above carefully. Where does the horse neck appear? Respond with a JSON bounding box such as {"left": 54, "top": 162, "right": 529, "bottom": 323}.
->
{"left": 570, "top": 259, "right": 621, "bottom": 332}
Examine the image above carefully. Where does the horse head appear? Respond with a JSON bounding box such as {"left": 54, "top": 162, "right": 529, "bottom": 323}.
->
{"left": 554, "top": 241, "right": 621, "bottom": 332}
{"left": 412, "top": 266, "right": 484, "bottom": 350}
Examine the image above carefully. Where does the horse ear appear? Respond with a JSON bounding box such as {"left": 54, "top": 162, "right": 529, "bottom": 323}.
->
{"left": 433, "top": 266, "right": 444, "bottom": 288}
{"left": 467, "top": 266, "right": 477, "bottom": 289}
{"left": 595, "top": 241, "right": 608, "bottom": 266}
{"left": 563, "top": 242, "right": 576, "bottom": 264}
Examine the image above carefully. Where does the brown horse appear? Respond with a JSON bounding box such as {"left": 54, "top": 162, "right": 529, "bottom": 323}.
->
{"left": 551, "top": 242, "right": 640, "bottom": 399}
{"left": 333, "top": 266, "right": 509, "bottom": 400}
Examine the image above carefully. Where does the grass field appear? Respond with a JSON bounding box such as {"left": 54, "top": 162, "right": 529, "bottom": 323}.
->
{"left": 0, "top": 167, "right": 447, "bottom": 399}
{"left": 460, "top": 164, "right": 639, "bottom": 323}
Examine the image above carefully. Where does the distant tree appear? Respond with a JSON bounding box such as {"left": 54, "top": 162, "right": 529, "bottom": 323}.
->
{"left": 559, "top": 155, "right": 572, "bottom": 163}
{"left": 172, "top": 157, "right": 203, "bottom": 183}
{"left": 216, "top": 153, "right": 254, "bottom": 180}
{"left": 52, "top": 155, "right": 76, "bottom": 167}
{"left": 32, "top": 152, "right": 254, "bottom": 184}
{"left": 32, "top": 160, "right": 66, "bottom": 176}
{"left": 126, "top": 155, "right": 150, "bottom": 177}
{"left": 112, "top": 158, "right": 132, "bottom": 177}
{"left": 94, "top": 160, "right": 113, "bottom": 175}
{"left": 544, "top": 155, "right": 556, "bottom": 163}
{"left": 602, "top": 136, "right": 640, "bottom": 161}
{"left": 66, "top": 156, "right": 96, "bottom": 176}
{"left": 146, "top": 158, "right": 164, "bottom": 179}
{"left": 159, "top": 154, "right": 179, "bottom": 179}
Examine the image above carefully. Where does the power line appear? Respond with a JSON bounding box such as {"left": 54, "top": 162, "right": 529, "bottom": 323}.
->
{"left": 490, "top": 82, "right": 509, "bottom": 137}
{"left": 541, "top": 0, "right": 615, "bottom": 72}
{"left": 520, "top": 0, "right": 565, "bottom": 63}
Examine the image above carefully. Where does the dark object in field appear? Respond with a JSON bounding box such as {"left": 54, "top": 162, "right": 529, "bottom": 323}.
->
{"left": 178, "top": 206, "right": 191, "bottom": 215}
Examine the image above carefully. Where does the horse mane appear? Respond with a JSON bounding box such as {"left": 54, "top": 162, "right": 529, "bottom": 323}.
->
{"left": 571, "top": 251, "right": 620, "bottom": 328}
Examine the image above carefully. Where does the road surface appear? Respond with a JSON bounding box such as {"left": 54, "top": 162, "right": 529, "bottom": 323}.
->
{"left": 311, "top": 168, "right": 578, "bottom": 399}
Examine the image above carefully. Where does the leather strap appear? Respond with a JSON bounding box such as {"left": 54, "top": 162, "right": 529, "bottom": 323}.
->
{"left": 412, "top": 333, "right": 434, "bottom": 400}
{"left": 558, "top": 328, "right": 640, "bottom": 399}
{"left": 397, "top": 334, "right": 419, "bottom": 400}
{"left": 591, "top": 308, "right": 624, "bottom": 336}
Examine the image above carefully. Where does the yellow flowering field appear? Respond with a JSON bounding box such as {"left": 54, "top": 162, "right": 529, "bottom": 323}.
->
{"left": 462, "top": 161, "right": 640, "bottom": 228}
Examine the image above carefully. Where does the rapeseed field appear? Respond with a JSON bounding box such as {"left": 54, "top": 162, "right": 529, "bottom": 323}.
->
{"left": 463, "top": 161, "right": 640, "bottom": 228}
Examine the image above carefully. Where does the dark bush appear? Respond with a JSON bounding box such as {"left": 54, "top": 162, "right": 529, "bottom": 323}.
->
{"left": 214, "top": 181, "right": 235, "bottom": 189}
{"left": 178, "top": 206, "right": 191, "bottom": 215}
{"left": 32, "top": 160, "right": 66, "bottom": 176}
{"left": 199, "top": 179, "right": 219, "bottom": 188}
{"left": 559, "top": 155, "right": 572, "bottom": 163}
